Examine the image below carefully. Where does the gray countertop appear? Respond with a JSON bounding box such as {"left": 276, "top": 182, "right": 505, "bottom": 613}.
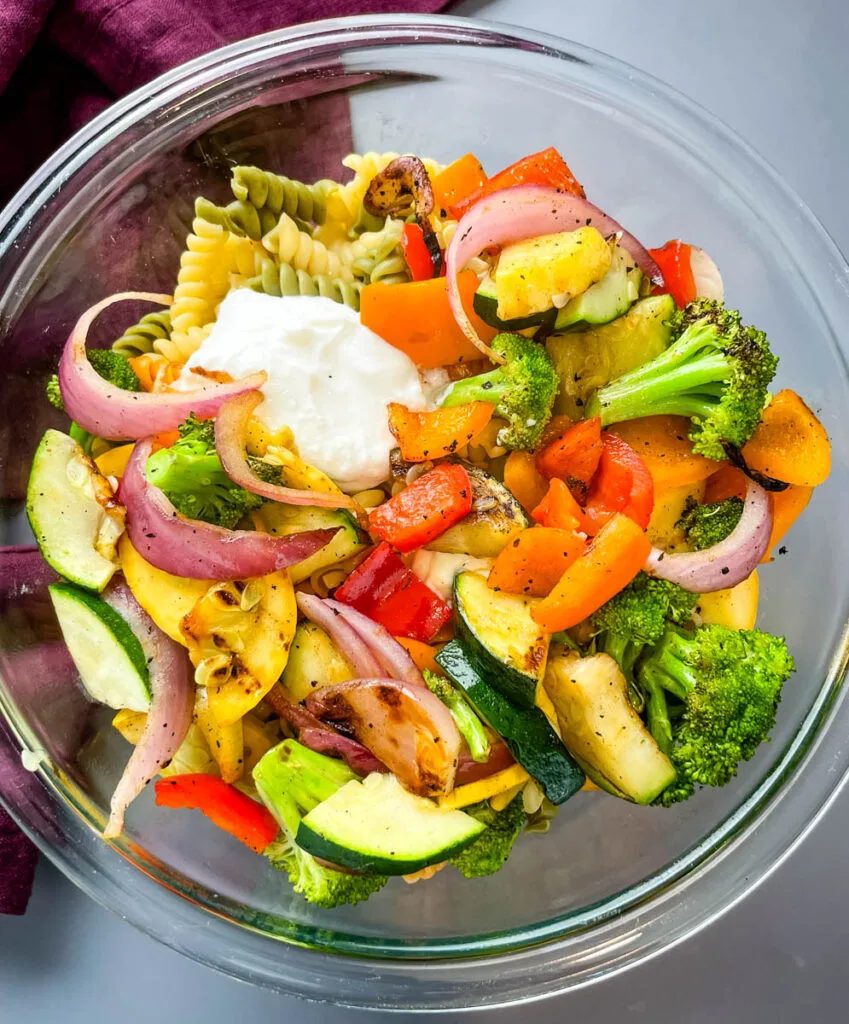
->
{"left": 3, "top": 1, "right": 849, "bottom": 1020}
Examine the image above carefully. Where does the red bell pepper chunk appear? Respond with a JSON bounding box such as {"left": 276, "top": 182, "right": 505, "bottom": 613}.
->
{"left": 334, "top": 542, "right": 451, "bottom": 643}
{"left": 451, "top": 146, "right": 585, "bottom": 219}
{"left": 400, "top": 222, "right": 438, "bottom": 281}
{"left": 535, "top": 416, "right": 603, "bottom": 500}
{"left": 649, "top": 240, "right": 696, "bottom": 308}
{"left": 583, "top": 432, "right": 655, "bottom": 535}
{"left": 369, "top": 463, "right": 473, "bottom": 553}
{"left": 154, "top": 774, "right": 279, "bottom": 854}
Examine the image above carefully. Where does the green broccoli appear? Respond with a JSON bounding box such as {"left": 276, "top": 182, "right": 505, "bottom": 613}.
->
{"left": 46, "top": 349, "right": 141, "bottom": 413}
{"left": 636, "top": 624, "right": 795, "bottom": 806}
{"left": 449, "top": 795, "right": 526, "bottom": 878}
{"left": 585, "top": 299, "right": 777, "bottom": 461}
{"left": 144, "top": 414, "right": 266, "bottom": 529}
{"left": 440, "top": 332, "right": 558, "bottom": 450}
{"left": 592, "top": 572, "right": 698, "bottom": 710}
{"left": 255, "top": 740, "right": 388, "bottom": 908}
{"left": 423, "top": 669, "right": 491, "bottom": 763}
{"left": 677, "top": 496, "right": 744, "bottom": 551}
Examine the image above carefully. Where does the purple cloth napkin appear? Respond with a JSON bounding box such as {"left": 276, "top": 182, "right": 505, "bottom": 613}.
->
{"left": 0, "top": 0, "right": 449, "bottom": 914}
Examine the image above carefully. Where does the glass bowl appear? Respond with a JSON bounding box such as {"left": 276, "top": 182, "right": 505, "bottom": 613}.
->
{"left": 1, "top": 15, "right": 849, "bottom": 1011}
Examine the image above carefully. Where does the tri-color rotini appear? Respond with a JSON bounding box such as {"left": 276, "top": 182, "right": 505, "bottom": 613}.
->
{"left": 111, "top": 309, "right": 172, "bottom": 358}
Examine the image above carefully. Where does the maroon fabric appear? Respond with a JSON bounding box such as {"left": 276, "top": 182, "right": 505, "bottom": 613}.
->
{"left": 0, "top": 0, "right": 448, "bottom": 205}
{"left": 0, "top": 0, "right": 449, "bottom": 913}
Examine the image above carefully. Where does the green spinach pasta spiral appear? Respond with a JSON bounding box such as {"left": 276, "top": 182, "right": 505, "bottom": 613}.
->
{"left": 247, "top": 261, "right": 362, "bottom": 310}
{"left": 111, "top": 309, "right": 172, "bottom": 358}
{"left": 195, "top": 169, "right": 338, "bottom": 240}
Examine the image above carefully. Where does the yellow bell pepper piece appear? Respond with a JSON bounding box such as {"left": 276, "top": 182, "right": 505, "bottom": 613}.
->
{"left": 697, "top": 570, "right": 759, "bottom": 631}
{"left": 95, "top": 443, "right": 135, "bottom": 479}
{"left": 438, "top": 764, "right": 530, "bottom": 809}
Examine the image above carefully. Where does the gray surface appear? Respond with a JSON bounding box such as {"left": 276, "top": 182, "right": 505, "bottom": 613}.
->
{"left": 3, "top": 0, "right": 849, "bottom": 1020}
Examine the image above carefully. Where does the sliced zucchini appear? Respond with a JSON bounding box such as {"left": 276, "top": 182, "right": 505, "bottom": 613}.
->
{"left": 296, "top": 772, "right": 485, "bottom": 875}
{"left": 49, "top": 582, "right": 150, "bottom": 712}
{"left": 258, "top": 504, "right": 367, "bottom": 584}
{"left": 453, "top": 571, "right": 549, "bottom": 709}
{"left": 547, "top": 294, "right": 676, "bottom": 419}
{"left": 553, "top": 245, "right": 643, "bottom": 331}
{"left": 473, "top": 274, "right": 555, "bottom": 332}
{"left": 436, "top": 640, "right": 584, "bottom": 805}
{"left": 544, "top": 649, "right": 676, "bottom": 805}
{"left": 280, "top": 621, "right": 356, "bottom": 702}
{"left": 27, "top": 429, "right": 124, "bottom": 591}
{"left": 427, "top": 463, "right": 530, "bottom": 558}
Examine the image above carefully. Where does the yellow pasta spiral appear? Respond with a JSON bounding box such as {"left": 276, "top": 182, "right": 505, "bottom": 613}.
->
{"left": 325, "top": 151, "right": 445, "bottom": 230}
{"left": 261, "top": 212, "right": 352, "bottom": 280}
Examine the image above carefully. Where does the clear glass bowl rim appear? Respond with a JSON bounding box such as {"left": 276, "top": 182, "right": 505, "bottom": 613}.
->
{"left": 1, "top": 13, "right": 849, "bottom": 1011}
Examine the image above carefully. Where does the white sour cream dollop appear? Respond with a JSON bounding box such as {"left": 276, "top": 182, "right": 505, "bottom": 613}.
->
{"left": 179, "top": 291, "right": 427, "bottom": 491}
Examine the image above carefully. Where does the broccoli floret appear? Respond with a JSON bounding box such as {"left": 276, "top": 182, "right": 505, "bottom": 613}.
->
{"left": 585, "top": 299, "right": 777, "bottom": 461}
{"left": 46, "top": 376, "right": 64, "bottom": 411}
{"left": 592, "top": 572, "right": 698, "bottom": 711}
{"left": 449, "top": 796, "right": 526, "bottom": 878}
{"left": 46, "top": 349, "right": 140, "bottom": 414}
{"left": 255, "top": 740, "right": 388, "bottom": 908}
{"left": 423, "top": 669, "right": 491, "bottom": 763}
{"left": 636, "top": 624, "right": 795, "bottom": 806}
{"left": 440, "top": 332, "right": 558, "bottom": 450}
{"left": 264, "top": 802, "right": 387, "bottom": 909}
{"left": 677, "top": 496, "right": 744, "bottom": 551}
{"left": 145, "top": 414, "right": 264, "bottom": 529}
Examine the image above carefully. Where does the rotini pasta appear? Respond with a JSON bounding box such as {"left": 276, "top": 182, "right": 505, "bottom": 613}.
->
{"left": 161, "top": 207, "right": 257, "bottom": 361}
{"left": 246, "top": 259, "right": 363, "bottom": 310}
{"left": 330, "top": 218, "right": 410, "bottom": 285}
{"left": 261, "top": 212, "right": 352, "bottom": 280}
{"left": 111, "top": 308, "right": 172, "bottom": 358}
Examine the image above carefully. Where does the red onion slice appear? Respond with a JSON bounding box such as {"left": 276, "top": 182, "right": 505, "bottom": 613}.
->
{"left": 101, "top": 581, "right": 193, "bottom": 838}
{"left": 645, "top": 479, "right": 772, "bottom": 593}
{"left": 455, "top": 740, "right": 516, "bottom": 785}
{"left": 306, "top": 678, "right": 461, "bottom": 797}
{"left": 119, "top": 441, "right": 338, "bottom": 580}
{"left": 263, "top": 686, "right": 386, "bottom": 776}
{"left": 446, "top": 184, "right": 662, "bottom": 361}
{"left": 322, "top": 598, "right": 424, "bottom": 687}
{"left": 215, "top": 393, "right": 357, "bottom": 510}
{"left": 295, "top": 592, "right": 384, "bottom": 679}
{"left": 58, "top": 293, "right": 267, "bottom": 440}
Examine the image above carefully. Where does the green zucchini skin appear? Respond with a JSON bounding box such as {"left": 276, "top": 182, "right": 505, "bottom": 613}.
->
{"left": 436, "top": 640, "right": 584, "bottom": 806}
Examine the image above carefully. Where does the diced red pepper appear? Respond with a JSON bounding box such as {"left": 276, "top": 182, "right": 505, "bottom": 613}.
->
{"left": 334, "top": 542, "right": 452, "bottom": 643}
{"left": 535, "top": 416, "right": 603, "bottom": 500}
{"left": 583, "top": 432, "right": 655, "bottom": 534}
{"left": 649, "top": 240, "right": 696, "bottom": 308}
{"left": 451, "top": 147, "right": 585, "bottom": 219}
{"left": 400, "top": 222, "right": 438, "bottom": 281}
{"left": 369, "top": 463, "right": 473, "bottom": 553}
{"left": 154, "top": 774, "right": 279, "bottom": 854}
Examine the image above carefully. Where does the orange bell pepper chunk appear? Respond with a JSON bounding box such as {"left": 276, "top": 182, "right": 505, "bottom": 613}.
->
{"left": 532, "top": 514, "right": 652, "bottom": 632}
{"left": 432, "top": 153, "right": 487, "bottom": 216}
{"left": 360, "top": 271, "right": 496, "bottom": 369}
{"left": 150, "top": 428, "right": 180, "bottom": 452}
{"left": 394, "top": 637, "right": 444, "bottom": 675}
{"left": 609, "top": 415, "right": 716, "bottom": 490}
{"left": 489, "top": 527, "right": 586, "bottom": 597}
{"left": 369, "top": 463, "right": 473, "bottom": 553}
{"left": 703, "top": 464, "right": 748, "bottom": 503}
{"left": 742, "top": 389, "right": 831, "bottom": 487}
{"left": 452, "top": 147, "right": 585, "bottom": 219}
{"left": 535, "top": 416, "right": 603, "bottom": 496}
{"left": 387, "top": 401, "right": 495, "bottom": 462}
{"left": 532, "top": 478, "right": 592, "bottom": 535}
{"left": 762, "top": 484, "right": 814, "bottom": 562}
{"left": 648, "top": 240, "right": 696, "bottom": 308}
{"left": 503, "top": 450, "right": 549, "bottom": 513}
